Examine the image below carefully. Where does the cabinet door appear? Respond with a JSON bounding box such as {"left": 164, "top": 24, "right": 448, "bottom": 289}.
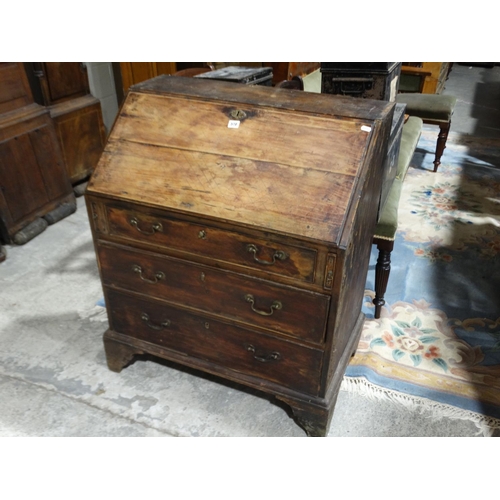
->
{"left": 51, "top": 96, "right": 107, "bottom": 184}
{"left": 0, "top": 62, "right": 34, "bottom": 114}
{"left": 0, "top": 116, "right": 71, "bottom": 236}
{"left": 35, "top": 62, "right": 90, "bottom": 105}
{"left": 0, "top": 133, "right": 50, "bottom": 223}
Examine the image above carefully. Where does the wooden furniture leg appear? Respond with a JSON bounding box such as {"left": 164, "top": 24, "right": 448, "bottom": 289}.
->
{"left": 372, "top": 238, "right": 394, "bottom": 319}
{"left": 396, "top": 94, "right": 456, "bottom": 173}
{"left": 103, "top": 329, "right": 143, "bottom": 372}
{"left": 278, "top": 397, "right": 336, "bottom": 437}
{"left": 434, "top": 122, "right": 451, "bottom": 172}
{"left": 276, "top": 311, "right": 365, "bottom": 436}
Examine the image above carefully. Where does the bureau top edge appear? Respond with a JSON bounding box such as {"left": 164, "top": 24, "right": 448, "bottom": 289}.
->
{"left": 130, "top": 75, "right": 395, "bottom": 122}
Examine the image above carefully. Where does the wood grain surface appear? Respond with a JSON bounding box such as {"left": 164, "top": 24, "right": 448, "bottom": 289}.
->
{"left": 87, "top": 85, "right": 382, "bottom": 243}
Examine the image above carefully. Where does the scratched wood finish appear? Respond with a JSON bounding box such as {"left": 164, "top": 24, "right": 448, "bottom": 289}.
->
{"left": 86, "top": 77, "right": 394, "bottom": 436}
{"left": 90, "top": 140, "right": 357, "bottom": 243}
{"left": 113, "top": 92, "right": 368, "bottom": 173}
{"left": 87, "top": 82, "right": 376, "bottom": 243}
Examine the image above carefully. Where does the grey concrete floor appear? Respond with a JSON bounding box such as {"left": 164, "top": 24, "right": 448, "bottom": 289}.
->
{"left": 443, "top": 63, "right": 500, "bottom": 138}
{"left": 1, "top": 64, "right": 499, "bottom": 437}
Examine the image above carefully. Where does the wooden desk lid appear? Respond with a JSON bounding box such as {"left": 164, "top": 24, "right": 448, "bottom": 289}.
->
{"left": 87, "top": 76, "right": 393, "bottom": 244}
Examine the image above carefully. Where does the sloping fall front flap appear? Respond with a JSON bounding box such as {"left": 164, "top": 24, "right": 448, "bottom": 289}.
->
{"left": 87, "top": 80, "right": 377, "bottom": 244}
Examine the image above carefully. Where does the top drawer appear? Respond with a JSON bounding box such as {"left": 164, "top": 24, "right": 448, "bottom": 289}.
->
{"left": 102, "top": 202, "right": 318, "bottom": 284}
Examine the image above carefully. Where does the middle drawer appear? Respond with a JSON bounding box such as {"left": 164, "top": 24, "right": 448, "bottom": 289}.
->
{"left": 98, "top": 242, "right": 329, "bottom": 344}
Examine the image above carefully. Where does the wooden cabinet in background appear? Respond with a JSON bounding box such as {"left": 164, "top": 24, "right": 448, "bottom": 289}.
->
{"left": 32, "top": 62, "right": 90, "bottom": 105}
{"left": 119, "top": 62, "right": 177, "bottom": 97}
{"left": 24, "top": 62, "right": 107, "bottom": 185}
{"left": 50, "top": 95, "right": 107, "bottom": 185}
{"left": 0, "top": 103, "right": 75, "bottom": 243}
{"left": 0, "top": 62, "right": 34, "bottom": 114}
{"left": 401, "top": 62, "right": 453, "bottom": 94}
{"left": 0, "top": 63, "right": 77, "bottom": 248}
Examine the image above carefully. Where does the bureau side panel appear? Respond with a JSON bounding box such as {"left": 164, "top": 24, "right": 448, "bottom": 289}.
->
{"left": 321, "top": 116, "right": 393, "bottom": 394}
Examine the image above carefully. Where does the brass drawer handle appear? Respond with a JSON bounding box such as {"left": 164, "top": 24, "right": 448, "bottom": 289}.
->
{"left": 141, "top": 313, "right": 171, "bottom": 330}
{"left": 130, "top": 217, "right": 163, "bottom": 235}
{"left": 132, "top": 265, "right": 165, "bottom": 284}
{"left": 245, "top": 344, "right": 281, "bottom": 363}
{"left": 244, "top": 294, "right": 282, "bottom": 316}
{"left": 246, "top": 244, "right": 288, "bottom": 266}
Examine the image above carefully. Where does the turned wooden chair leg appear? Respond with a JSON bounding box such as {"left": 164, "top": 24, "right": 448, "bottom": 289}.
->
{"left": 372, "top": 238, "right": 394, "bottom": 319}
{"left": 433, "top": 121, "right": 450, "bottom": 172}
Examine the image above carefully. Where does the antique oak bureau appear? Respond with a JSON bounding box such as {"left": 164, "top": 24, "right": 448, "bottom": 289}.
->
{"left": 85, "top": 76, "right": 394, "bottom": 436}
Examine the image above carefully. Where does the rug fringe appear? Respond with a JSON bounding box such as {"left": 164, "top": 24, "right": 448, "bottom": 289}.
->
{"left": 341, "top": 376, "right": 500, "bottom": 437}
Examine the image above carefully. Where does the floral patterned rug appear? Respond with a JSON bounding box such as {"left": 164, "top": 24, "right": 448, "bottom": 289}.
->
{"left": 343, "top": 129, "right": 500, "bottom": 435}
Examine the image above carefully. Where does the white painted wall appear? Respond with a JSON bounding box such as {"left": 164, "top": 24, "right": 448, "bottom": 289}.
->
{"left": 84, "top": 62, "right": 119, "bottom": 134}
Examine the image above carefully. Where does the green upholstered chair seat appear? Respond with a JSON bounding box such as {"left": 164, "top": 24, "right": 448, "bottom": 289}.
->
{"left": 374, "top": 178, "right": 403, "bottom": 240}
{"left": 302, "top": 69, "right": 321, "bottom": 93}
{"left": 396, "top": 94, "right": 457, "bottom": 121}
{"left": 396, "top": 116, "right": 423, "bottom": 179}
{"left": 396, "top": 116, "right": 423, "bottom": 181}
{"left": 372, "top": 101, "right": 424, "bottom": 318}
{"left": 374, "top": 116, "right": 423, "bottom": 240}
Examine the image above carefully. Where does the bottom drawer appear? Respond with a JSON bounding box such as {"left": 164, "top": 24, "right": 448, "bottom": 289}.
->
{"left": 106, "top": 289, "right": 324, "bottom": 395}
